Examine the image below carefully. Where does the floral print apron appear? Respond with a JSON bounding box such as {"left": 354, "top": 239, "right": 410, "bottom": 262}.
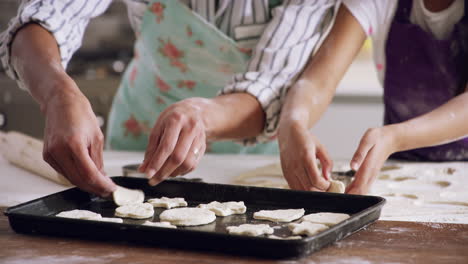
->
{"left": 106, "top": 0, "right": 278, "bottom": 154}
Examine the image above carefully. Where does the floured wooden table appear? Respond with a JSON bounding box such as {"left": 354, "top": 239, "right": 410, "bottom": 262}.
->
{"left": 1, "top": 209, "right": 467, "bottom": 263}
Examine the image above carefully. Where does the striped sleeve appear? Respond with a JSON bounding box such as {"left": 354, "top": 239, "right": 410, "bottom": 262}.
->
{"left": 0, "top": 0, "right": 113, "bottom": 90}
{"left": 220, "top": 0, "right": 338, "bottom": 144}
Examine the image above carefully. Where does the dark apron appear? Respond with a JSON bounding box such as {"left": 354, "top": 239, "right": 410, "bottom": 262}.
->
{"left": 384, "top": 0, "right": 468, "bottom": 161}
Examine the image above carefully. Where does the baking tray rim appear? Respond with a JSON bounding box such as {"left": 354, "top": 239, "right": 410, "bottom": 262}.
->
{"left": 4, "top": 177, "right": 386, "bottom": 245}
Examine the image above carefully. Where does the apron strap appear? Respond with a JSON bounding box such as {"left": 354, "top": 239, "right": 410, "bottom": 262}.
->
{"left": 462, "top": 0, "right": 468, "bottom": 21}
{"left": 394, "top": 0, "right": 413, "bottom": 23}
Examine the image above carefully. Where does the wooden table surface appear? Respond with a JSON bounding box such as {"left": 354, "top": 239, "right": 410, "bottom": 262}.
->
{"left": 1, "top": 208, "right": 467, "bottom": 264}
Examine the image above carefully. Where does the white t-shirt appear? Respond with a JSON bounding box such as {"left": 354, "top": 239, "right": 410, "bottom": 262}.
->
{"left": 343, "top": 0, "right": 465, "bottom": 86}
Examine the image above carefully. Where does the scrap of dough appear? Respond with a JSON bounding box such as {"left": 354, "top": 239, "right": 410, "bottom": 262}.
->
{"left": 226, "top": 224, "right": 274, "bottom": 236}
{"left": 143, "top": 221, "right": 177, "bottom": 229}
{"left": 302, "top": 212, "right": 350, "bottom": 226}
{"left": 327, "top": 180, "right": 345, "bottom": 193}
{"left": 253, "top": 209, "right": 305, "bottom": 222}
{"left": 56, "top": 209, "right": 102, "bottom": 220}
{"left": 159, "top": 208, "right": 216, "bottom": 226}
{"left": 113, "top": 186, "right": 144, "bottom": 206}
{"left": 197, "top": 201, "right": 246, "bottom": 216}
{"left": 115, "top": 203, "right": 154, "bottom": 219}
{"left": 268, "top": 235, "right": 302, "bottom": 240}
{"left": 98, "top": 217, "right": 124, "bottom": 223}
{"left": 288, "top": 222, "right": 329, "bottom": 236}
{"left": 147, "top": 197, "right": 188, "bottom": 209}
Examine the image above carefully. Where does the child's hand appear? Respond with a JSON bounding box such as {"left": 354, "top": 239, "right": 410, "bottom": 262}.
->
{"left": 346, "top": 126, "right": 400, "bottom": 194}
{"left": 278, "top": 121, "right": 332, "bottom": 191}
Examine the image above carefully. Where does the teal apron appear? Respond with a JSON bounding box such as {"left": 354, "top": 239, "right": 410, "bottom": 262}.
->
{"left": 106, "top": 0, "right": 278, "bottom": 154}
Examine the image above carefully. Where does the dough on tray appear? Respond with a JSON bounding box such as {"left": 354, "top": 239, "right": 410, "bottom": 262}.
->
{"left": 327, "top": 180, "right": 345, "bottom": 193}
{"left": 197, "top": 201, "right": 246, "bottom": 216}
{"left": 288, "top": 222, "right": 329, "bottom": 236}
{"left": 226, "top": 224, "right": 274, "bottom": 236}
{"left": 143, "top": 221, "right": 177, "bottom": 229}
{"left": 56, "top": 209, "right": 102, "bottom": 220}
{"left": 301, "top": 212, "right": 350, "bottom": 226}
{"left": 147, "top": 197, "right": 188, "bottom": 209}
{"left": 98, "top": 217, "right": 124, "bottom": 223}
{"left": 159, "top": 208, "right": 216, "bottom": 226}
{"left": 113, "top": 186, "right": 144, "bottom": 206}
{"left": 268, "top": 235, "right": 302, "bottom": 240}
{"left": 253, "top": 208, "right": 305, "bottom": 222}
{"left": 115, "top": 203, "right": 154, "bottom": 219}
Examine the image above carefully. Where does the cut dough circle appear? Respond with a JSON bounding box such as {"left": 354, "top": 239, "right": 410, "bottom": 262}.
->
{"left": 327, "top": 180, "right": 345, "bottom": 193}
{"left": 288, "top": 222, "right": 329, "bottom": 236}
{"left": 113, "top": 186, "right": 144, "bottom": 206}
{"left": 147, "top": 197, "right": 188, "bottom": 209}
{"left": 253, "top": 208, "right": 305, "bottom": 222}
{"left": 302, "top": 212, "right": 350, "bottom": 226}
{"left": 115, "top": 203, "right": 154, "bottom": 219}
{"left": 98, "top": 217, "right": 124, "bottom": 223}
{"left": 159, "top": 208, "right": 216, "bottom": 226}
{"left": 56, "top": 209, "right": 102, "bottom": 220}
{"left": 197, "top": 201, "right": 246, "bottom": 216}
{"left": 227, "top": 224, "right": 274, "bottom": 236}
{"left": 268, "top": 235, "right": 302, "bottom": 240}
{"left": 143, "top": 221, "right": 177, "bottom": 229}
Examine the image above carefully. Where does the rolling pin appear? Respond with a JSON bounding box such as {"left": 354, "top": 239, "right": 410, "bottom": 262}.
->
{"left": 0, "top": 131, "right": 72, "bottom": 186}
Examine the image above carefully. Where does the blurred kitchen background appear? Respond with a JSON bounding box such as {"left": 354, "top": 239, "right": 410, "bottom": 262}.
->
{"left": 0, "top": 0, "right": 383, "bottom": 159}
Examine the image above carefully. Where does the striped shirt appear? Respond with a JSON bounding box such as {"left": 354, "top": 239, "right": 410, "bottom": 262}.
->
{"left": 0, "top": 0, "right": 337, "bottom": 143}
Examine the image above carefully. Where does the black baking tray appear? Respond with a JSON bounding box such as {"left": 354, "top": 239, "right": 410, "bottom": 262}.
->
{"left": 4, "top": 177, "right": 385, "bottom": 259}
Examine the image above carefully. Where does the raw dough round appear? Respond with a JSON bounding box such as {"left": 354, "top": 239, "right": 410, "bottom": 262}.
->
{"left": 115, "top": 203, "right": 154, "bottom": 219}
{"left": 113, "top": 186, "right": 144, "bottom": 206}
{"left": 143, "top": 221, "right": 177, "bottom": 229}
{"left": 301, "top": 212, "right": 350, "bottom": 226}
{"left": 56, "top": 209, "right": 102, "bottom": 220}
{"left": 327, "top": 180, "right": 345, "bottom": 193}
{"left": 159, "top": 208, "right": 216, "bottom": 226}
{"left": 253, "top": 209, "right": 305, "bottom": 222}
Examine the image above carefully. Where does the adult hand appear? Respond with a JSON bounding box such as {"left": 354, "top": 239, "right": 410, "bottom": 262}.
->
{"left": 347, "top": 126, "right": 399, "bottom": 194}
{"left": 139, "top": 98, "right": 208, "bottom": 186}
{"left": 42, "top": 78, "right": 116, "bottom": 196}
{"left": 278, "top": 121, "right": 332, "bottom": 191}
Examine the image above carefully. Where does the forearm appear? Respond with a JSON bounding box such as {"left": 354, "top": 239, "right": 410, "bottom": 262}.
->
{"left": 278, "top": 79, "right": 335, "bottom": 131}
{"left": 11, "top": 24, "right": 83, "bottom": 112}
{"left": 201, "top": 93, "right": 265, "bottom": 141}
{"left": 278, "top": 5, "right": 366, "bottom": 132}
{"left": 393, "top": 91, "right": 468, "bottom": 151}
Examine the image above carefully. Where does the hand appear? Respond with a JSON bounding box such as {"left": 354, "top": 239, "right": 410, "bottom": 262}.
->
{"left": 42, "top": 78, "right": 116, "bottom": 196}
{"left": 139, "top": 98, "right": 208, "bottom": 186}
{"left": 278, "top": 121, "right": 332, "bottom": 191}
{"left": 347, "top": 126, "right": 399, "bottom": 194}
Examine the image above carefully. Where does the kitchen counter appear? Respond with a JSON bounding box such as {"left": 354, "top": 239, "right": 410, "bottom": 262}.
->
{"left": 2, "top": 151, "right": 468, "bottom": 262}
{"left": 1, "top": 151, "right": 468, "bottom": 223}
{"left": 1, "top": 211, "right": 467, "bottom": 263}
